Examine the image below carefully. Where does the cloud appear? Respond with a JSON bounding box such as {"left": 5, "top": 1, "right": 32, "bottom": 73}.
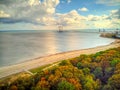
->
{"left": 36, "top": 16, "right": 56, "bottom": 26}
{"left": 94, "top": 19, "right": 120, "bottom": 28}
{"left": 0, "top": 10, "right": 10, "bottom": 17}
{"left": 67, "top": 0, "right": 71, "bottom": 4}
{"left": 0, "top": 0, "right": 120, "bottom": 30}
{"left": 96, "top": 0, "right": 120, "bottom": 6}
{"left": 110, "top": 9, "right": 120, "bottom": 19}
{"left": 0, "top": 0, "right": 60, "bottom": 24}
{"left": 94, "top": 20, "right": 112, "bottom": 28}
{"left": 60, "top": 10, "right": 118, "bottom": 29}
{"left": 85, "top": 8, "right": 120, "bottom": 29}
{"left": 28, "top": 0, "right": 40, "bottom": 6}
{"left": 56, "top": 10, "right": 87, "bottom": 29}
{"left": 87, "top": 15, "right": 109, "bottom": 21}
{"left": 61, "top": 0, "right": 71, "bottom": 4}
{"left": 93, "top": 9, "right": 120, "bottom": 28}
{"left": 78, "top": 7, "right": 88, "bottom": 12}
{"left": 0, "top": 22, "right": 37, "bottom": 30}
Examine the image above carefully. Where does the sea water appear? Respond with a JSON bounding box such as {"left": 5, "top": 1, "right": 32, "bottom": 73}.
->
{"left": 0, "top": 30, "right": 114, "bottom": 67}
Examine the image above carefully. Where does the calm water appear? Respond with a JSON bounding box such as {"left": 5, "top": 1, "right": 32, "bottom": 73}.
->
{"left": 0, "top": 30, "right": 114, "bottom": 67}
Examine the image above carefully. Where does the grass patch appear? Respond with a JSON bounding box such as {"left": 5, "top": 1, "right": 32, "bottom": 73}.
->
{"left": 30, "top": 64, "right": 51, "bottom": 73}
{"left": 30, "top": 61, "right": 61, "bottom": 73}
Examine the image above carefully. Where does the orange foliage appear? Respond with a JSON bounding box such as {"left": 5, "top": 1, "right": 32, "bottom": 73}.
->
{"left": 37, "top": 77, "right": 50, "bottom": 88}
{"left": 10, "top": 85, "right": 18, "bottom": 90}
{"left": 68, "top": 78, "right": 82, "bottom": 90}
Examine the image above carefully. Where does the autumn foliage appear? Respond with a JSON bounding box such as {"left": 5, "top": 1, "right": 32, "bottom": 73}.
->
{"left": 0, "top": 47, "right": 120, "bottom": 90}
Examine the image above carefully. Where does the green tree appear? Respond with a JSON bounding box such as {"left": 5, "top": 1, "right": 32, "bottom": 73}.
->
{"left": 79, "top": 54, "right": 88, "bottom": 61}
{"left": 77, "top": 62, "right": 82, "bottom": 69}
{"left": 110, "top": 58, "right": 120, "bottom": 67}
{"left": 83, "top": 75, "right": 100, "bottom": 90}
{"left": 59, "top": 60, "right": 71, "bottom": 66}
{"left": 108, "top": 63, "right": 120, "bottom": 90}
{"left": 82, "top": 68, "right": 90, "bottom": 75}
{"left": 93, "top": 67, "right": 102, "bottom": 79}
{"left": 102, "top": 84, "right": 112, "bottom": 90}
{"left": 57, "top": 80, "right": 75, "bottom": 90}
{"left": 108, "top": 74, "right": 120, "bottom": 90}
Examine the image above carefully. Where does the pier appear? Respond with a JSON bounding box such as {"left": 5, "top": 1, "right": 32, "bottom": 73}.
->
{"left": 58, "top": 25, "right": 63, "bottom": 32}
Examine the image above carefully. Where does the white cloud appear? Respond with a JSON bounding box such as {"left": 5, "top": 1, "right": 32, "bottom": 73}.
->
{"left": 61, "top": 0, "right": 71, "bottom": 4}
{"left": 0, "top": 0, "right": 60, "bottom": 24}
{"left": 78, "top": 7, "right": 88, "bottom": 12}
{"left": 56, "top": 10, "right": 87, "bottom": 29}
{"left": 94, "top": 19, "right": 120, "bottom": 28}
{"left": 85, "top": 8, "right": 120, "bottom": 29}
{"left": 0, "top": 0, "right": 120, "bottom": 30}
{"left": 67, "top": 0, "right": 71, "bottom": 4}
{"left": 87, "top": 15, "right": 109, "bottom": 21}
{"left": 28, "top": 0, "right": 40, "bottom": 6}
{"left": 111, "top": 10, "right": 118, "bottom": 14}
{"left": 94, "top": 20, "right": 112, "bottom": 28}
{"left": 0, "top": 10, "right": 10, "bottom": 17}
{"left": 36, "top": 16, "right": 56, "bottom": 25}
{"left": 93, "top": 9, "right": 120, "bottom": 28}
{"left": 96, "top": 0, "right": 120, "bottom": 6}
{"left": 111, "top": 18, "right": 120, "bottom": 28}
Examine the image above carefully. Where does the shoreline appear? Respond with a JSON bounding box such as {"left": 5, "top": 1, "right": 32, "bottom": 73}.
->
{"left": 0, "top": 39, "right": 120, "bottom": 79}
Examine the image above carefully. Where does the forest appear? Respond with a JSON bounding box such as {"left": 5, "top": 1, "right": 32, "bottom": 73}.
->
{"left": 0, "top": 47, "right": 120, "bottom": 90}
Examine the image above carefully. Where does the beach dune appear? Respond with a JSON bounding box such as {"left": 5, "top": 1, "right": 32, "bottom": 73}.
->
{"left": 0, "top": 40, "right": 120, "bottom": 79}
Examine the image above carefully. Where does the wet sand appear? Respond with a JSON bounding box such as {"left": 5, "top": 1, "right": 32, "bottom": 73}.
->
{"left": 0, "top": 40, "right": 120, "bottom": 79}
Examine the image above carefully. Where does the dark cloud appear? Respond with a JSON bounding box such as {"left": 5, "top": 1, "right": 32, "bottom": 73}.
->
{"left": 96, "top": 0, "right": 120, "bottom": 6}
{"left": 0, "top": 0, "right": 13, "bottom": 5}
{"left": 114, "top": 9, "right": 120, "bottom": 19}
{"left": 109, "top": 9, "right": 120, "bottom": 19}
{"left": 0, "top": 17, "right": 28, "bottom": 24}
{"left": 0, "top": 0, "right": 28, "bottom": 5}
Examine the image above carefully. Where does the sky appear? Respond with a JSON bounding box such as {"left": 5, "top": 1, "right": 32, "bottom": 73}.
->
{"left": 0, "top": 0, "right": 120, "bottom": 30}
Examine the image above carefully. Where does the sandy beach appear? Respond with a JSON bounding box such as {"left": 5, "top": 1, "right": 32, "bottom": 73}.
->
{"left": 0, "top": 40, "right": 120, "bottom": 79}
